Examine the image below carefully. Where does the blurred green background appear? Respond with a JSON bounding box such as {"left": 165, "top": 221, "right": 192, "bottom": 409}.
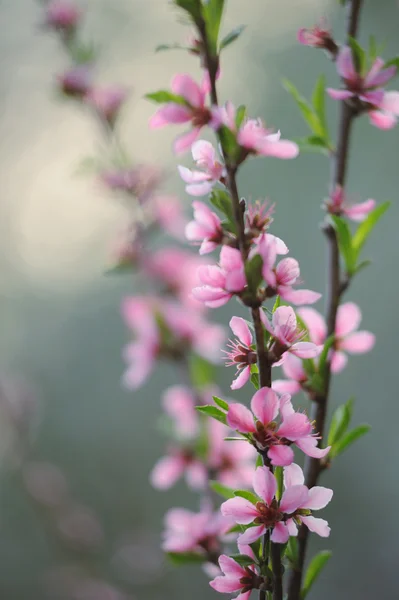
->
{"left": 1, "top": 0, "right": 398, "bottom": 598}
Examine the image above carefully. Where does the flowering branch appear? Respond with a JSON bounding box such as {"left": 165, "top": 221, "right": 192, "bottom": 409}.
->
{"left": 287, "top": 1, "right": 364, "bottom": 598}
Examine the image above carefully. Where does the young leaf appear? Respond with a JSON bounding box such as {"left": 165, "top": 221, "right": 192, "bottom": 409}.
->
{"left": 220, "top": 24, "right": 246, "bottom": 50}
{"left": 301, "top": 550, "right": 332, "bottom": 599}
{"left": 331, "top": 215, "right": 356, "bottom": 275}
{"left": 196, "top": 405, "right": 227, "bottom": 425}
{"left": 210, "top": 188, "right": 235, "bottom": 223}
{"left": 245, "top": 253, "right": 264, "bottom": 295}
{"left": 272, "top": 295, "right": 281, "bottom": 312}
{"left": 255, "top": 454, "right": 263, "bottom": 468}
{"left": 203, "top": 0, "right": 225, "bottom": 55}
{"left": 230, "top": 553, "right": 256, "bottom": 567}
{"left": 174, "top": 0, "right": 202, "bottom": 22}
{"left": 385, "top": 56, "right": 399, "bottom": 70}
{"left": 318, "top": 334, "right": 335, "bottom": 376}
{"left": 330, "top": 424, "right": 371, "bottom": 458}
{"left": 146, "top": 90, "right": 186, "bottom": 105}
{"left": 327, "top": 397, "right": 354, "bottom": 446}
{"left": 213, "top": 396, "right": 229, "bottom": 411}
{"left": 351, "top": 202, "right": 390, "bottom": 260}
{"left": 167, "top": 552, "right": 205, "bottom": 565}
{"left": 312, "top": 75, "right": 328, "bottom": 137}
{"left": 283, "top": 79, "right": 324, "bottom": 137}
{"left": 348, "top": 37, "right": 367, "bottom": 74}
{"left": 235, "top": 104, "right": 247, "bottom": 129}
{"left": 210, "top": 480, "right": 236, "bottom": 499}
{"left": 155, "top": 43, "right": 186, "bottom": 52}
{"left": 274, "top": 466, "right": 283, "bottom": 501}
{"left": 234, "top": 490, "right": 259, "bottom": 504}
{"left": 285, "top": 537, "right": 299, "bottom": 567}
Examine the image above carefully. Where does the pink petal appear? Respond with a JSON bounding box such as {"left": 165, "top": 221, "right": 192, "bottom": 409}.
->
{"left": 281, "top": 287, "right": 321, "bottom": 306}
{"left": 251, "top": 387, "right": 279, "bottom": 426}
{"left": 330, "top": 350, "right": 348, "bottom": 373}
{"left": 296, "top": 437, "right": 330, "bottom": 459}
{"left": 267, "top": 234, "right": 289, "bottom": 255}
{"left": 327, "top": 88, "right": 355, "bottom": 100}
{"left": 272, "top": 379, "right": 302, "bottom": 395}
{"left": 272, "top": 306, "right": 297, "bottom": 344}
{"left": 304, "top": 486, "right": 333, "bottom": 510}
{"left": 281, "top": 353, "right": 307, "bottom": 381}
{"left": 236, "top": 592, "right": 251, "bottom": 600}
{"left": 149, "top": 104, "right": 191, "bottom": 128}
{"left": 283, "top": 463, "right": 304, "bottom": 488}
{"left": 369, "top": 109, "right": 397, "bottom": 130}
{"left": 280, "top": 484, "right": 309, "bottom": 514}
{"left": 225, "top": 268, "right": 246, "bottom": 292}
{"left": 150, "top": 455, "right": 185, "bottom": 489}
{"left": 231, "top": 365, "right": 251, "bottom": 390}
{"left": 364, "top": 60, "right": 396, "bottom": 88}
{"left": 259, "top": 139, "right": 299, "bottom": 159}
{"left": 177, "top": 165, "right": 210, "bottom": 184}
{"left": 218, "top": 555, "right": 246, "bottom": 578}
{"left": 174, "top": 127, "right": 201, "bottom": 154}
{"left": 220, "top": 497, "right": 259, "bottom": 524}
{"left": 186, "top": 181, "right": 215, "bottom": 196}
{"left": 297, "top": 307, "right": 327, "bottom": 345}
{"left": 171, "top": 74, "right": 202, "bottom": 107}
{"left": 253, "top": 465, "right": 277, "bottom": 505}
{"left": 268, "top": 445, "right": 294, "bottom": 467}
{"left": 336, "top": 302, "right": 362, "bottom": 337}
{"left": 210, "top": 575, "right": 242, "bottom": 593}
{"left": 300, "top": 515, "right": 330, "bottom": 537}
{"left": 286, "top": 518, "right": 298, "bottom": 536}
{"left": 336, "top": 46, "right": 357, "bottom": 80}
{"left": 381, "top": 90, "right": 399, "bottom": 114}
{"left": 276, "top": 258, "right": 299, "bottom": 286}
{"left": 271, "top": 522, "right": 290, "bottom": 544}
{"left": 238, "top": 524, "right": 266, "bottom": 545}
{"left": 192, "top": 139, "right": 216, "bottom": 165}
{"left": 290, "top": 342, "right": 321, "bottom": 359}
{"left": 344, "top": 198, "right": 376, "bottom": 221}
{"left": 227, "top": 403, "right": 256, "bottom": 433}
{"left": 278, "top": 393, "right": 295, "bottom": 419}
{"left": 199, "top": 240, "right": 218, "bottom": 255}
{"left": 197, "top": 264, "right": 226, "bottom": 287}
{"left": 360, "top": 90, "right": 384, "bottom": 106}
{"left": 220, "top": 246, "right": 244, "bottom": 271}
{"left": 340, "top": 331, "right": 375, "bottom": 353}
{"left": 230, "top": 316, "right": 253, "bottom": 346}
{"left": 185, "top": 462, "right": 208, "bottom": 489}
{"left": 277, "top": 413, "right": 312, "bottom": 441}
{"left": 192, "top": 286, "right": 230, "bottom": 307}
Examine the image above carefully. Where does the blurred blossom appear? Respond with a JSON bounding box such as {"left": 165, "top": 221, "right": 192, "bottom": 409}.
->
{"left": 150, "top": 195, "right": 187, "bottom": 239}
{"left": 58, "top": 65, "right": 93, "bottom": 98}
{"left": 23, "top": 461, "right": 69, "bottom": 508}
{"left": 108, "top": 223, "right": 143, "bottom": 269}
{"left": 44, "top": 1, "right": 81, "bottom": 34}
{"left": 85, "top": 85, "right": 128, "bottom": 126}
{"left": 56, "top": 504, "right": 104, "bottom": 550}
{"left": 101, "top": 165, "right": 162, "bottom": 203}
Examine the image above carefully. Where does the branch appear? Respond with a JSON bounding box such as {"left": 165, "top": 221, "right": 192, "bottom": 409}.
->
{"left": 287, "top": 2, "right": 364, "bottom": 598}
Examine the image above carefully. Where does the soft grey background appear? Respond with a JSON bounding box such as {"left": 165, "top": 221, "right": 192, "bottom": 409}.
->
{"left": 0, "top": 0, "right": 398, "bottom": 598}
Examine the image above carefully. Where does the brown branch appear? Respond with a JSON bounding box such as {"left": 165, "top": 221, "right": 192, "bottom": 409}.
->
{"left": 287, "top": 2, "right": 364, "bottom": 599}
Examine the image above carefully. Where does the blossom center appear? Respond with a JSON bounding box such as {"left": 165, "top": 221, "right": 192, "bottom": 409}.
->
{"left": 254, "top": 500, "right": 283, "bottom": 526}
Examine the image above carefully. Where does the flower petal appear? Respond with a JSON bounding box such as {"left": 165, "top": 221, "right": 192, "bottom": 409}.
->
{"left": 218, "top": 555, "right": 246, "bottom": 578}
{"left": 221, "top": 497, "right": 259, "bottom": 524}
{"left": 150, "top": 455, "right": 185, "bottom": 489}
{"left": 340, "top": 331, "right": 375, "bottom": 354}
{"left": 268, "top": 445, "right": 294, "bottom": 467}
{"left": 300, "top": 515, "right": 331, "bottom": 537}
{"left": 171, "top": 74, "right": 202, "bottom": 107}
{"left": 227, "top": 403, "right": 256, "bottom": 433}
{"left": 281, "top": 288, "right": 321, "bottom": 306}
{"left": 280, "top": 485, "right": 309, "bottom": 513}
{"left": 297, "top": 307, "right": 327, "bottom": 345}
{"left": 304, "top": 486, "right": 333, "bottom": 510}
{"left": 336, "top": 46, "right": 357, "bottom": 80}
{"left": 335, "top": 302, "right": 361, "bottom": 337}
{"left": 283, "top": 463, "right": 304, "bottom": 488}
{"left": 296, "top": 437, "right": 330, "bottom": 459}
{"left": 327, "top": 88, "right": 355, "bottom": 100}
{"left": 253, "top": 465, "right": 277, "bottom": 505}
{"left": 238, "top": 524, "right": 266, "bottom": 545}
{"left": 230, "top": 316, "right": 253, "bottom": 346}
{"left": 330, "top": 350, "right": 348, "bottom": 373}
{"left": 231, "top": 366, "right": 251, "bottom": 390}
{"left": 272, "top": 379, "right": 302, "bottom": 396}
{"left": 291, "top": 342, "right": 321, "bottom": 359}
{"left": 174, "top": 127, "right": 201, "bottom": 154}
{"left": 251, "top": 387, "right": 279, "bottom": 426}
{"left": 271, "top": 521, "right": 290, "bottom": 544}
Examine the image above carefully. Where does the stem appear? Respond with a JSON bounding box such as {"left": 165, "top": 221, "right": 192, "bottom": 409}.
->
{"left": 287, "top": 2, "right": 363, "bottom": 598}
{"left": 198, "top": 17, "right": 281, "bottom": 600}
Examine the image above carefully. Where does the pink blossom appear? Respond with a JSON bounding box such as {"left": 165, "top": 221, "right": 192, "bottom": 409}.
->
{"left": 178, "top": 140, "right": 226, "bottom": 196}
{"left": 100, "top": 164, "right": 162, "bottom": 202}
{"left": 162, "top": 385, "right": 199, "bottom": 439}
{"left": 327, "top": 47, "right": 397, "bottom": 124}
{"left": 272, "top": 354, "right": 308, "bottom": 396}
{"left": 297, "top": 18, "right": 336, "bottom": 53}
{"left": 261, "top": 306, "right": 321, "bottom": 361}
{"left": 193, "top": 246, "right": 246, "bottom": 308}
{"left": 259, "top": 237, "right": 321, "bottom": 305}
{"left": 185, "top": 201, "right": 224, "bottom": 254}
{"left": 221, "top": 465, "right": 332, "bottom": 545}
{"left": 368, "top": 91, "right": 399, "bottom": 130}
{"left": 208, "top": 419, "right": 256, "bottom": 489}
{"left": 151, "top": 194, "right": 187, "bottom": 239}
{"left": 149, "top": 74, "right": 215, "bottom": 154}
{"left": 326, "top": 186, "right": 376, "bottom": 222}
{"left": 298, "top": 303, "right": 375, "bottom": 373}
{"left": 150, "top": 448, "right": 207, "bottom": 490}
{"left": 45, "top": 1, "right": 81, "bottom": 32}
{"left": 245, "top": 201, "right": 275, "bottom": 238}
{"left": 210, "top": 554, "right": 259, "bottom": 600}
{"left": 57, "top": 65, "right": 92, "bottom": 98}
{"left": 85, "top": 85, "right": 127, "bottom": 125}
{"left": 226, "top": 387, "right": 330, "bottom": 466}
{"left": 223, "top": 317, "right": 258, "bottom": 390}
{"left": 162, "top": 504, "right": 234, "bottom": 555}
{"left": 253, "top": 232, "right": 289, "bottom": 255}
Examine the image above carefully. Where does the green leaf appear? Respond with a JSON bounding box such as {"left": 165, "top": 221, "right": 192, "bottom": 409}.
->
{"left": 190, "top": 355, "right": 216, "bottom": 388}
{"left": 250, "top": 364, "right": 260, "bottom": 390}
{"left": 155, "top": 43, "right": 186, "bottom": 52}
{"left": 301, "top": 550, "right": 332, "bottom": 598}
{"left": 220, "top": 24, "right": 246, "bottom": 50}
{"left": 272, "top": 295, "right": 281, "bottom": 312}
{"left": 312, "top": 75, "right": 328, "bottom": 138}
{"left": 235, "top": 104, "right": 247, "bottom": 129}
{"left": 174, "top": 0, "right": 202, "bottom": 22}
{"left": 328, "top": 397, "right": 354, "bottom": 446}
{"left": 348, "top": 37, "right": 366, "bottom": 74}
{"left": 103, "top": 261, "right": 134, "bottom": 276}
{"left": 167, "top": 552, "right": 205, "bottom": 565}
{"left": 331, "top": 215, "right": 356, "bottom": 275}
{"left": 351, "top": 202, "right": 390, "bottom": 260}
{"left": 213, "top": 396, "right": 229, "bottom": 411}
{"left": 285, "top": 537, "right": 299, "bottom": 567}
{"left": 145, "top": 90, "right": 187, "bottom": 105}
{"left": 209, "top": 188, "right": 235, "bottom": 225}
{"left": 256, "top": 454, "right": 263, "bottom": 468}
{"left": 218, "top": 124, "right": 240, "bottom": 160}
{"left": 330, "top": 424, "right": 371, "bottom": 458}
{"left": 245, "top": 253, "right": 263, "bottom": 295}
{"left": 203, "top": 0, "right": 225, "bottom": 56}
{"left": 70, "top": 41, "right": 97, "bottom": 64}
{"left": 275, "top": 466, "right": 283, "bottom": 501}
{"left": 354, "top": 259, "right": 372, "bottom": 275}
{"left": 234, "top": 490, "right": 259, "bottom": 504}
{"left": 385, "top": 56, "right": 399, "bottom": 70}
{"left": 283, "top": 79, "right": 324, "bottom": 137}
{"left": 210, "top": 480, "right": 236, "bottom": 499}
{"left": 369, "top": 35, "right": 378, "bottom": 62}
{"left": 295, "top": 137, "right": 330, "bottom": 155}
{"left": 318, "top": 334, "right": 335, "bottom": 376}
{"left": 230, "top": 553, "right": 256, "bottom": 567}
{"left": 196, "top": 405, "right": 227, "bottom": 425}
